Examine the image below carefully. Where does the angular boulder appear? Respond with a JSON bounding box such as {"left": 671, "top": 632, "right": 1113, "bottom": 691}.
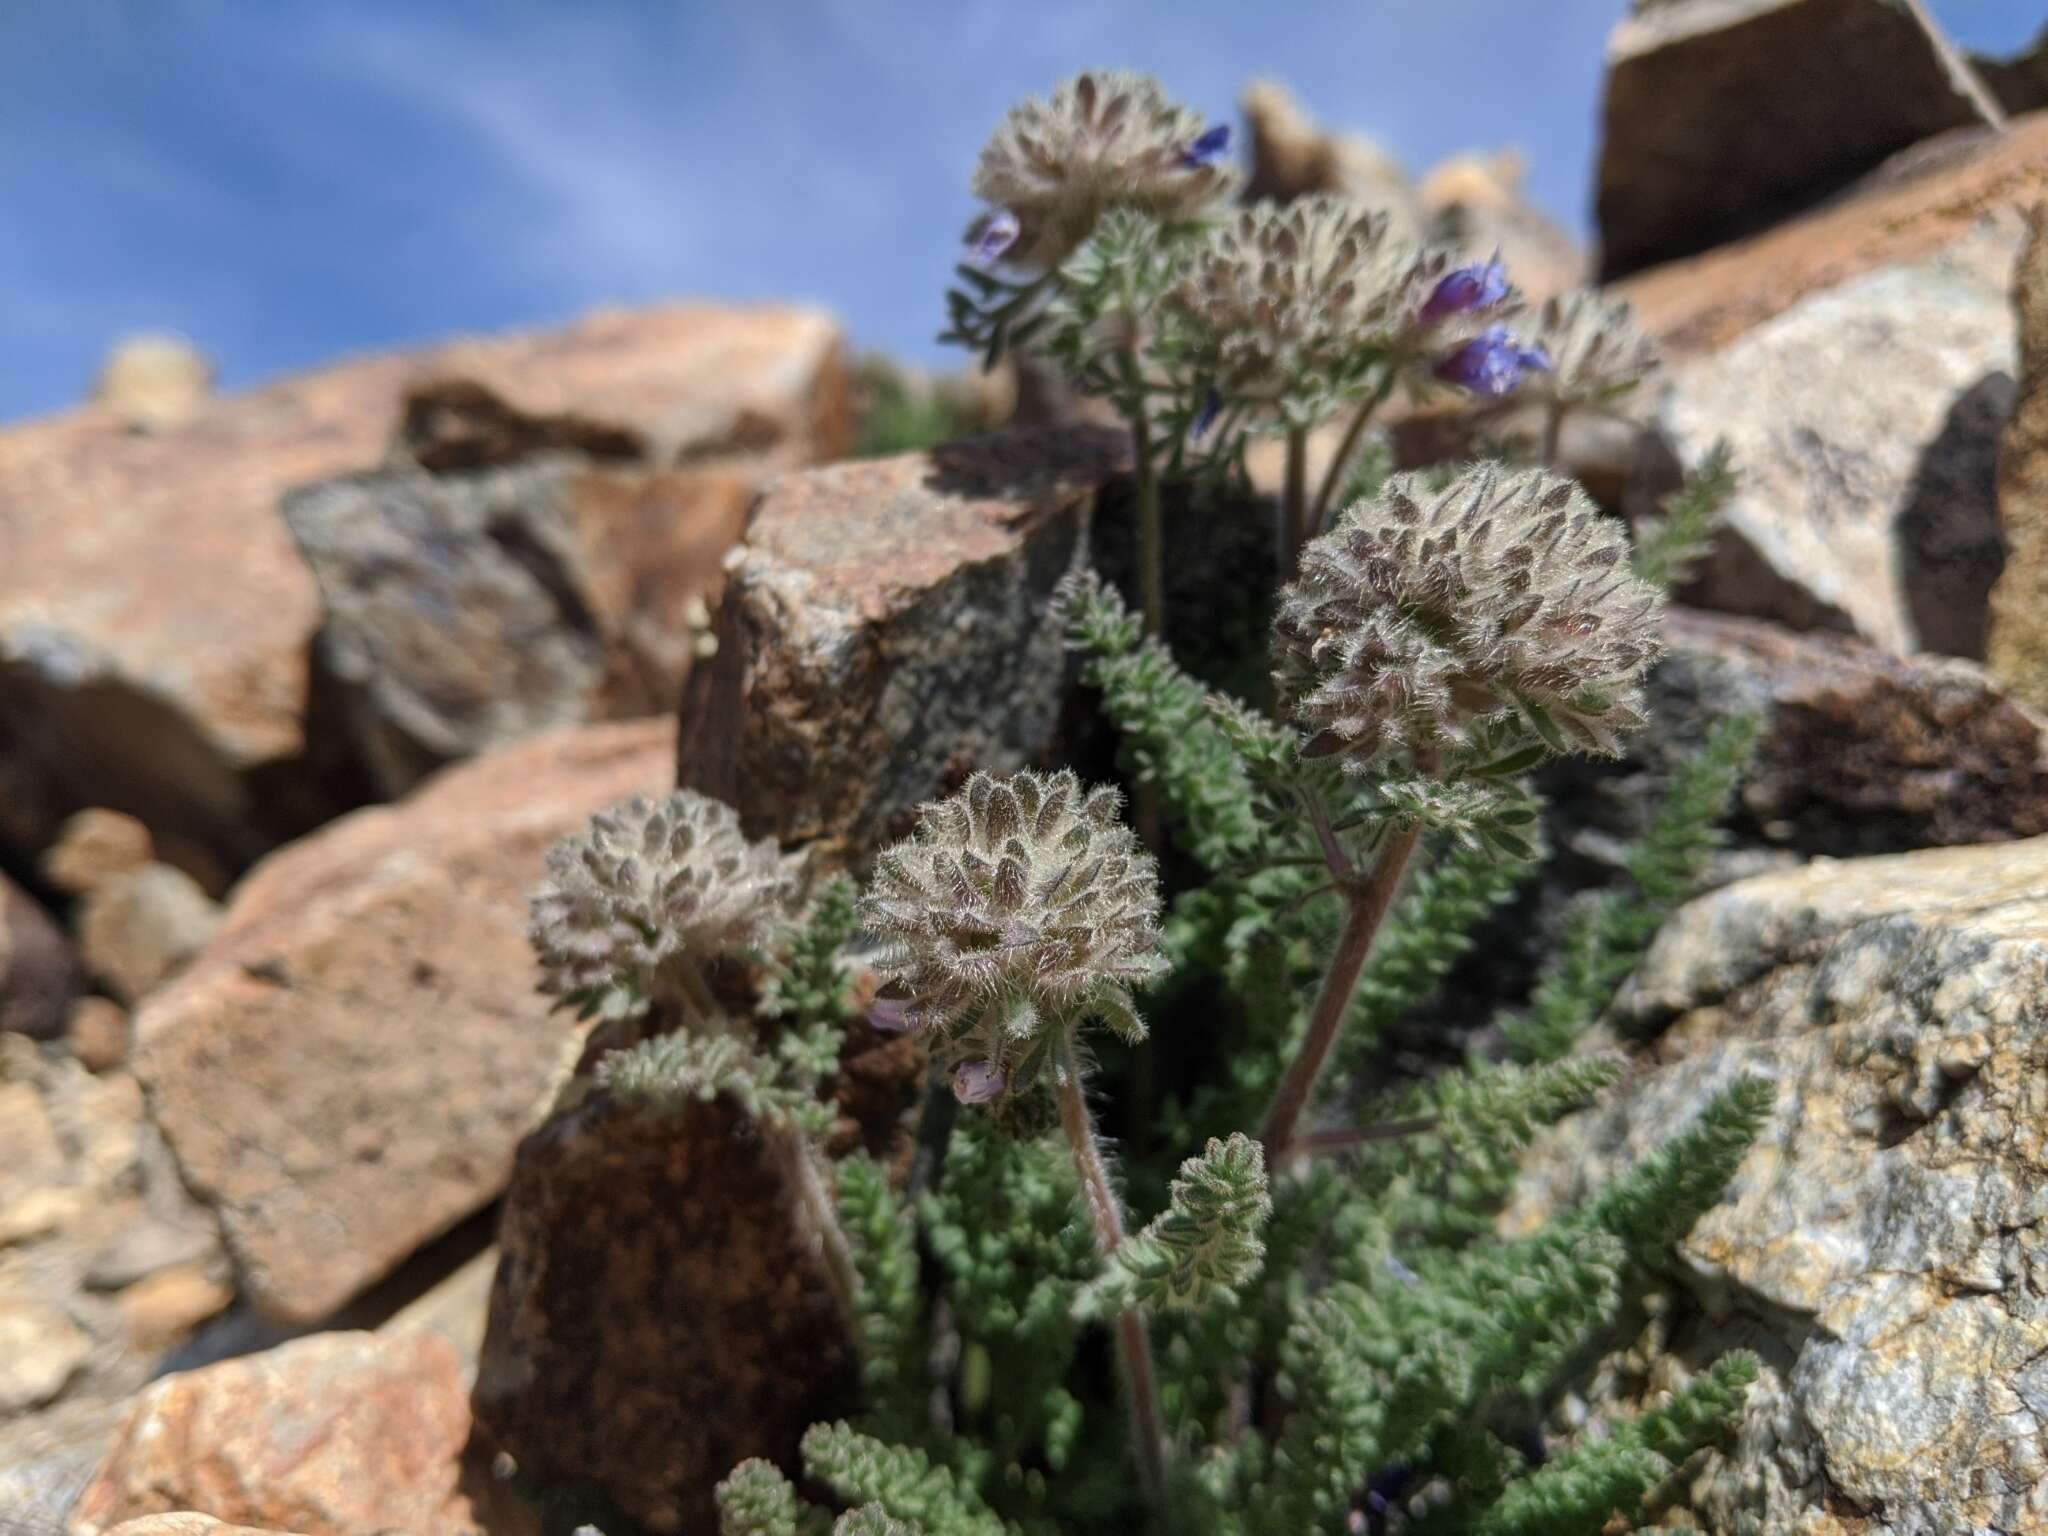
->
{"left": 1989, "top": 205, "right": 2048, "bottom": 712}
{"left": 1620, "top": 109, "right": 2048, "bottom": 362}
{"left": 68, "top": 1330, "right": 484, "bottom": 1536}
{"left": 134, "top": 719, "right": 673, "bottom": 1324}
{"left": 1595, "top": 0, "right": 1999, "bottom": 278}
{"left": 679, "top": 427, "right": 1124, "bottom": 864}
{"left": 1640, "top": 607, "right": 2048, "bottom": 854}
{"left": 1640, "top": 224, "right": 2018, "bottom": 656}
{"left": 283, "top": 458, "right": 749, "bottom": 795}
{"left": 1504, "top": 836, "right": 2048, "bottom": 1534}
{"left": 474, "top": 1094, "right": 860, "bottom": 1536}
{"left": 0, "top": 304, "right": 846, "bottom": 881}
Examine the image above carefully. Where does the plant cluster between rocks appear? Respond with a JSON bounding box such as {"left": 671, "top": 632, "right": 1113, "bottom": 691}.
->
{"left": 519, "top": 69, "right": 1770, "bottom": 1536}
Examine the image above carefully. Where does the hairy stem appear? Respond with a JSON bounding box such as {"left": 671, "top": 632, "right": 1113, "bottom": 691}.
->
{"left": 1120, "top": 355, "right": 1165, "bottom": 640}
{"left": 1055, "top": 1048, "right": 1169, "bottom": 1505}
{"left": 1258, "top": 822, "right": 1422, "bottom": 1162}
{"left": 1309, "top": 371, "right": 1397, "bottom": 533}
{"left": 1282, "top": 425, "right": 1310, "bottom": 579}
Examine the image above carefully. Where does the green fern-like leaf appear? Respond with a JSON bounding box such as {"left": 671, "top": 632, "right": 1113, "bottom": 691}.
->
{"left": 1469, "top": 1351, "right": 1759, "bottom": 1536}
{"left": 1087, "top": 1133, "right": 1270, "bottom": 1315}
{"left": 598, "top": 1031, "right": 834, "bottom": 1134}
{"left": 1055, "top": 568, "right": 1266, "bottom": 871}
{"left": 1574, "top": 1077, "right": 1774, "bottom": 1268}
{"left": 1633, "top": 442, "right": 1734, "bottom": 592}
{"left": 1501, "top": 713, "right": 1758, "bottom": 1065}
{"left": 837, "top": 1152, "right": 928, "bottom": 1443}
{"left": 717, "top": 1459, "right": 806, "bottom": 1536}
{"left": 801, "top": 1423, "right": 1006, "bottom": 1536}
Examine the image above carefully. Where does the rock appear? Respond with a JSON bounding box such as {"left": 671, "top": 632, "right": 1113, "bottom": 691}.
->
{"left": 0, "top": 1187, "right": 90, "bottom": 1248}
{"left": 77, "top": 865, "right": 222, "bottom": 1006}
{"left": 68, "top": 1330, "right": 484, "bottom": 1536}
{"left": 90, "top": 335, "right": 215, "bottom": 435}
{"left": 1595, "top": 0, "right": 2000, "bottom": 279}
{"left": 385, "top": 1245, "right": 499, "bottom": 1380}
{"left": 1973, "top": 24, "right": 2048, "bottom": 114}
{"left": 1638, "top": 224, "right": 2017, "bottom": 656}
{"left": 1638, "top": 607, "right": 2048, "bottom": 855}
{"left": 281, "top": 458, "right": 750, "bottom": 795}
{"left": 43, "top": 810, "right": 156, "bottom": 898}
{"left": 84, "top": 1216, "right": 218, "bottom": 1294}
{"left": 1621, "top": 112, "right": 2048, "bottom": 363}
{"left": 115, "top": 1267, "right": 233, "bottom": 1354}
{"left": 1504, "top": 836, "right": 2048, "bottom": 1534}
{"left": 2, "top": 873, "right": 83, "bottom": 1040}
{"left": 0, "top": 303, "right": 846, "bottom": 882}
{"left": 398, "top": 303, "right": 849, "bottom": 475}
{"left": 1417, "top": 150, "right": 1587, "bottom": 305}
{"left": 134, "top": 718, "right": 673, "bottom": 1325}
{"left": 0, "top": 1037, "right": 225, "bottom": 1443}
{"left": 1989, "top": 205, "right": 2048, "bottom": 712}
{"left": 102, "top": 1516, "right": 308, "bottom": 1536}
{"left": 679, "top": 427, "right": 1120, "bottom": 864}
{"left": 66, "top": 999, "right": 131, "bottom": 1075}
{"left": 0, "top": 1293, "right": 92, "bottom": 1413}
{"left": 474, "top": 1093, "right": 860, "bottom": 1535}
{"left": 1238, "top": 79, "right": 1424, "bottom": 244}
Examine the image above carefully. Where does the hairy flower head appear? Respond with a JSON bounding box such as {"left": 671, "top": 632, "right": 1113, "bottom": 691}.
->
{"left": 1168, "top": 196, "right": 1426, "bottom": 420}
{"left": 530, "top": 791, "right": 795, "bottom": 1019}
{"left": 861, "top": 769, "right": 1166, "bottom": 1092}
{"left": 1273, "top": 465, "right": 1665, "bottom": 772}
{"left": 970, "top": 71, "right": 1233, "bottom": 268}
{"left": 1525, "top": 288, "right": 1660, "bottom": 408}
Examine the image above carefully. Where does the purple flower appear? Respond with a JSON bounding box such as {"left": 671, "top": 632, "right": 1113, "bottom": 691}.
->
{"left": 1190, "top": 387, "right": 1222, "bottom": 441}
{"left": 966, "top": 208, "right": 1021, "bottom": 267}
{"left": 1418, "top": 252, "right": 1509, "bottom": 325}
{"left": 1179, "top": 124, "right": 1230, "bottom": 169}
{"left": 868, "top": 997, "right": 911, "bottom": 1035}
{"left": 952, "top": 1060, "right": 1007, "bottom": 1105}
{"left": 1433, "top": 325, "right": 1552, "bottom": 399}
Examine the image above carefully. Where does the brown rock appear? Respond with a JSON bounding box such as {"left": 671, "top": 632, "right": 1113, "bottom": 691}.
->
{"left": 0, "top": 303, "right": 846, "bottom": 879}
{"left": 1620, "top": 112, "right": 2048, "bottom": 362}
{"left": 474, "top": 1094, "right": 860, "bottom": 1535}
{"left": 400, "top": 303, "right": 850, "bottom": 474}
{"left": 679, "top": 427, "right": 1121, "bottom": 864}
{"left": 1989, "top": 205, "right": 2048, "bottom": 710}
{"left": 1596, "top": 0, "right": 2000, "bottom": 279}
{"left": 66, "top": 999, "right": 132, "bottom": 1075}
{"left": 78, "top": 865, "right": 223, "bottom": 1006}
{"left": 1, "top": 873, "right": 83, "bottom": 1040}
{"left": 281, "top": 459, "right": 751, "bottom": 795}
{"left": 134, "top": 719, "right": 673, "bottom": 1325}
{"left": 43, "top": 810, "right": 156, "bottom": 897}
{"left": 68, "top": 1330, "right": 482, "bottom": 1536}
{"left": 1651, "top": 607, "right": 2048, "bottom": 853}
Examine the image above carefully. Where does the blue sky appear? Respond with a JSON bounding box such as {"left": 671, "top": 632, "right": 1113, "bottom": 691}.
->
{"left": 1, "top": 1, "right": 2040, "bottom": 424}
